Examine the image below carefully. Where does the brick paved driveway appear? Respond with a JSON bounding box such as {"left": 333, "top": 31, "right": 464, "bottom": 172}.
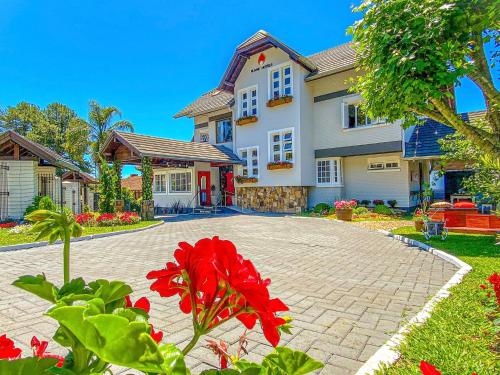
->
{"left": 0, "top": 215, "right": 456, "bottom": 374}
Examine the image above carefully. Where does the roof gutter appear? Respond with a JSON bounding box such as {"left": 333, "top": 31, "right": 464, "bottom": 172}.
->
{"left": 305, "top": 65, "right": 356, "bottom": 82}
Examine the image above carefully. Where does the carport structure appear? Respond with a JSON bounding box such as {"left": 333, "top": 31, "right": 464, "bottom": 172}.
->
{"left": 101, "top": 131, "right": 241, "bottom": 213}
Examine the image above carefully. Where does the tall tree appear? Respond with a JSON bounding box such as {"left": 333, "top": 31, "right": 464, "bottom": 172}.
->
{"left": 88, "top": 100, "right": 134, "bottom": 172}
{"left": 0, "top": 102, "right": 47, "bottom": 135}
{"left": 349, "top": 0, "right": 499, "bottom": 155}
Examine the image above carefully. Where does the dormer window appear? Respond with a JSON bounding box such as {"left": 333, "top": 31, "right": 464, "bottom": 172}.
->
{"left": 239, "top": 86, "right": 258, "bottom": 118}
{"left": 269, "top": 65, "right": 292, "bottom": 99}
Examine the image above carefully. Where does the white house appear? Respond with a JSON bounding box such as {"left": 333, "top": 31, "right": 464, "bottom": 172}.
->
{"left": 102, "top": 30, "right": 477, "bottom": 214}
{"left": 172, "top": 30, "right": 436, "bottom": 212}
{"left": 0, "top": 131, "right": 84, "bottom": 219}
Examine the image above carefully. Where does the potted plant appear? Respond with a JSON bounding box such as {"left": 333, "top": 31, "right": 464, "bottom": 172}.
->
{"left": 334, "top": 200, "right": 357, "bottom": 221}
{"left": 267, "top": 95, "right": 293, "bottom": 108}
{"left": 413, "top": 208, "right": 425, "bottom": 231}
{"left": 235, "top": 175, "right": 258, "bottom": 184}
{"left": 387, "top": 200, "right": 397, "bottom": 208}
{"left": 236, "top": 116, "right": 258, "bottom": 126}
{"left": 267, "top": 161, "right": 293, "bottom": 170}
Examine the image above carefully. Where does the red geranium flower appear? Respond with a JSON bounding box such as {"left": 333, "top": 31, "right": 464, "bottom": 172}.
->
{"left": 420, "top": 361, "right": 441, "bottom": 375}
{"left": 31, "top": 336, "right": 64, "bottom": 368}
{"left": 480, "top": 284, "right": 486, "bottom": 289}
{"left": 149, "top": 324, "right": 163, "bottom": 344}
{"left": 0, "top": 334, "right": 22, "bottom": 360}
{"left": 125, "top": 296, "right": 151, "bottom": 314}
{"left": 206, "top": 339, "right": 229, "bottom": 369}
{"left": 147, "top": 237, "right": 289, "bottom": 347}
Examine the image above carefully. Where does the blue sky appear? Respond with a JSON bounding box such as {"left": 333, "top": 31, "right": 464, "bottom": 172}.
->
{"left": 0, "top": 0, "right": 491, "bottom": 176}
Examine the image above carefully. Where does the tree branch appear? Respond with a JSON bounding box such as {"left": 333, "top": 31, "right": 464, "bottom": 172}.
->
{"left": 430, "top": 98, "right": 498, "bottom": 155}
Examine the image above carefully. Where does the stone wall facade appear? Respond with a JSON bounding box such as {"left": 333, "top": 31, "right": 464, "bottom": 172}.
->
{"left": 236, "top": 186, "right": 308, "bottom": 213}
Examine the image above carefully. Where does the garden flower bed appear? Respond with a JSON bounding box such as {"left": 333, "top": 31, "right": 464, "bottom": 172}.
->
{"left": 75, "top": 211, "right": 141, "bottom": 226}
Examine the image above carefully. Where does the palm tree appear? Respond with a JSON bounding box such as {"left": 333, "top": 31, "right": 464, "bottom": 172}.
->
{"left": 88, "top": 100, "right": 134, "bottom": 174}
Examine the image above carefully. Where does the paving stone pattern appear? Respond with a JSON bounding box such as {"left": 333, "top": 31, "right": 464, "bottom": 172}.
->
{"left": 0, "top": 215, "right": 457, "bottom": 374}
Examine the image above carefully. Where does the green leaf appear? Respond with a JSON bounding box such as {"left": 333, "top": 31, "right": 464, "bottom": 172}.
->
{"left": 234, "top": 359, "right": 261, "bottom": 374}
{"left": 88, "top": 279, "right": 132, "bottom": 305}
{"left": 199, "top": 370, "right": 240, "bottom": 375}
{"left": 12, "top": 274, "right": 58, "bottom": 303}
{"left": 261, "top": 347, "right": 324, "bottom": 375}
{"left": 57, "top": 278, "right": 87, "bottom": 299}
{"left": 0, "top": 357, "right": 58, "bottom": 375}
{"left": 46, "top": 302, "right": 184, "bottom": 374}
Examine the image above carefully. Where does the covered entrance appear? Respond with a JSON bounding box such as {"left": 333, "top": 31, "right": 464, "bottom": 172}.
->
{"left": 101, "top": 131, "right": 240, "bottom": 214}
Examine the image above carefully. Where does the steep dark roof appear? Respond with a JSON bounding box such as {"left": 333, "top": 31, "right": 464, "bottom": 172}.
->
{"left": 404, "top": 111, "right": 486, "bottom": 158}
{"left": 0, "top": 130, "right": 79, "bottom": 171}
{"left": 103, "top": 131, "right": 241, "bottom": 164}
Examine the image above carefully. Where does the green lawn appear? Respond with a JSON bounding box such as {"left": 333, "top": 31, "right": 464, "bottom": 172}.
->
{"left": 0, "top": 221, "right": 160, "bottom": 247}
{"left": 380, "top": 226, "right": 499, "bottom": 375}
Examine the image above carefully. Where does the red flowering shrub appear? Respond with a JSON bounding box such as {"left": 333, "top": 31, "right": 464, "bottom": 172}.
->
{"left": 75, "top": 213, "right": 96, "bottom": 226}
{"left": 147, "top": 237, "right": 289, "bottom": 347}
{"left": 95, "top": 212, "right": 141, "bottom": 226}
{"left": 0, "top": 334, "right": 21, "bottom": 360}
{"left": 0, "top": 222, "right": 17, "bottom": 229}
{"left": 31, "top": 336, "right": 64, "bottom": 368}
{"left": 372, "top": 199, "right": 385, "bottom": 206}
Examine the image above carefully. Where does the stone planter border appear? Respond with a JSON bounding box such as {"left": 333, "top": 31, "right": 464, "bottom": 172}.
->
{"left": 354, "top": 230, "right": 472, "bottom": 375}
{"left": 0, "top": 221, "right": 164, "bottom": 253}
{"left": 266, "top": 96, "right": 293, "bottom": 107}
{"left": 236, "top": 116, "right": 258, "bottom": 126}
{"left": 267, "top": 162, "right": 293, "bottom": 170}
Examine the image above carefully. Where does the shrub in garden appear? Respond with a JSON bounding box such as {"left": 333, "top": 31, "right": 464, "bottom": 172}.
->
{"left": 24, "top": 195, "right": 56, "bottom": 216}
{"left": 313, "top": 202, "right": 330, "bottom": 214}
{"left": 353, "top": 206, "right": 369, "bottom": 215}
{"left": 387, "top": 199, "right": 397, "bottom": 208}
{"left": 0, "top": 209, "right": 323, "bottom": 374}
{"left": 372, "top": 199, "right": 385, "bottom": 206}
{"left": 360, "top": 199, "right": 371, "bottom": 207}
{"left": 373, "top": 204, "right": 393, "bottom": 215}
{"left": 0, "top": 221, "right": 17, "bottom": 229}
{"left": 75, "top": 212, "right": 97, "bottom": 226}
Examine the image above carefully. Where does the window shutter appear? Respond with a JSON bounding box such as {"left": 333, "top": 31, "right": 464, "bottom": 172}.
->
{"left": 341, "top": 102, "right": 348, "bottom": 128}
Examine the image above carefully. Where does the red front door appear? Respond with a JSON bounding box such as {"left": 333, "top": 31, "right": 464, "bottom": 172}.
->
{"left": 225, "top": 172, "right": 234, "bottom": 205}
{"left": 197, "top": 171, "right": 211, "bottom": 206}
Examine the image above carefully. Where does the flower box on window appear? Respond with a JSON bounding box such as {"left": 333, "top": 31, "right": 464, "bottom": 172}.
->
{"left": 267, "top": 96, "right": 293, "bottom": 108}
{"left": 236, "top": 116, "right": 258, "bottom": 126}
{"left": 235, "top": 176, "right": 258, "bottom": 184}
{"left": 267, "top": 161, "right": 293, "bottom": 170}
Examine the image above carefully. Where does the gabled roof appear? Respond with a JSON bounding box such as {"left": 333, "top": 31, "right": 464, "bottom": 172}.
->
{"left": 62, "top": 170, "right": 98, "bottom": 184}
{"left": 218, "top": 30, "right": 318, "bottom": 93}
{"left": 174, "top": 32, "right": 357, "bottom": 119}
{"left": 173, "top": 89, "right": 233, "bottom": 119}
{"left": 0, "top": 130, "right": 79, "bottom": 171}
{"left": 122, "top": 174, "right": 142, "bottom": 191}
{"left": 404, "top": 111, "right": 486, "bottom": 158}
{"left": 102, "top": 131, "right": 241, "bottom": 164}
{"left": 306, "top": 42, "right": 356, "bottom": 80}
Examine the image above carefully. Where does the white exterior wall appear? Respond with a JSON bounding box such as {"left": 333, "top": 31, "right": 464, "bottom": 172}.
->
{"left": 62, "top": 181, "right": 81, "bottom": 214}
{"left": 310, "top": 71, "right": 403, "bottom": 150}
{"left": 3, "top": 160, "right": 37, "bottom": 219}
{"left": 233, "top": 48, "right": 308, "bottom": 187}
{"left": 193, "top": 108, "right": 233, "bottom": 151}
{"left": 343, "top": 153, "right": 411, "bottom": 208}
{"left": 308, "top": 186, "right": 344, "bottom": 207}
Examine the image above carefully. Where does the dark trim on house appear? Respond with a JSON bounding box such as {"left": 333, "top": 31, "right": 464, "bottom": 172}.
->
{"left": 315, "top": 141, "right": 402, "bottom": 158}
{"left": 194, "top": 122, "right": 208, "bottom": 129}
{"left": 208, "top": 113, "right": 232, "bottom": 122}
{"left": 313, "top": 89, "right": 350, "bottom": 103}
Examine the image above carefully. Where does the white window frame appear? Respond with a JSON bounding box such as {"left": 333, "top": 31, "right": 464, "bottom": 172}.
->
{"left": 153, "top": 173, "right": 166, "bottom": 193}
{"left": 238, "top": 146, "right": 259, "bottom": 178}
{"left": 199, "top": 132, "right": 209, "bottom": 143}
{"left": 268, "top": 63, "right": 293, "bottom": 100}
{"left": 341, "top": 95, "right": 385, "bottom": 129}
{"left": 267, "top": 127, "right": 295, "bottom": 163}
{"left": 238, "top": 85, "right": 258, "bottom": 118}
{"left": 367, "top": 157, "right": 401, "bottom": 172}
{"left": 168, "top": 170, "right": 193, "bottom": 194}
{"left": 316, "top": 158, "right": 343, "bottom": 187}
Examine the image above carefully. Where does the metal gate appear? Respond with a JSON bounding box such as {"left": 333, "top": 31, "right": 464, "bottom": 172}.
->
{"left": 0, "top": 164, "right": 9, "bottom": 220}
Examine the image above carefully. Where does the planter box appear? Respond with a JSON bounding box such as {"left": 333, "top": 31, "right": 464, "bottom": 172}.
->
{"left": 235, "top": 176, "right": 258, "bottom": 184}
{"left": 267, "top": 96, "right": 293, "bottom": 108}
{"left": 267, "top": 162, "right": 293, "bottom": 170}
{"left": 236, "top": 116, "right": 258, "bottom": 126}
{"left": 465, "top": 214, "right": 500, "bottom": 229}
{"left": 336, "top": 208, "right": 353, "bottom": 221}
{"left": 414, "top": 220, "right": 424, "bottom": 232}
